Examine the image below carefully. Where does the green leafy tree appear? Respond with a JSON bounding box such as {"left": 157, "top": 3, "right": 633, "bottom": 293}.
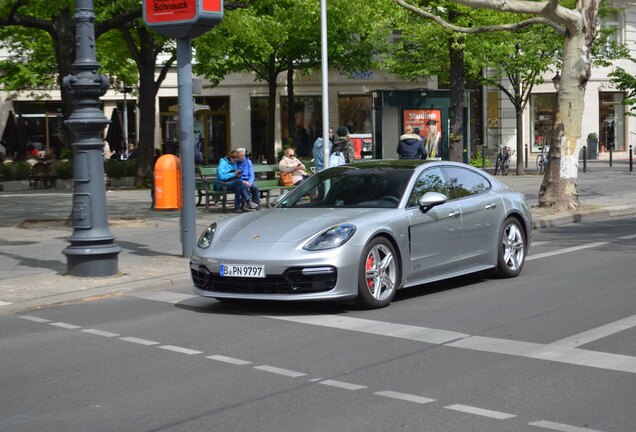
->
{"left": 393, "top": 0, "right": 611, "bottom": 211}
{"left": 195, "top": 0, "right": 394, "bottom": 161}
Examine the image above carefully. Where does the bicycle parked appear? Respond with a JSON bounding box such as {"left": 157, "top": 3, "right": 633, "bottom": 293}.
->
{"left": 536, "top": 145, "right": 549, "bottom": 174}
{"left": 494, "top": 145, "right": 514, "bottom": 176}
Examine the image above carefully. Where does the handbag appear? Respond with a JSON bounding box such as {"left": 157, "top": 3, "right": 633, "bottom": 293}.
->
{"left": 279, "top": 171, "right": 294, "bottom": 186}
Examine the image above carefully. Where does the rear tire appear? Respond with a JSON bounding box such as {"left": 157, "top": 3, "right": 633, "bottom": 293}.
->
{"left": 501, "top": 158, "right": 510, "bottom": 176}
{"left": 495, "top": 217, "right": 526, "bottom": 278}
{"left": 355, "top": 237, "right": 400, "bottom": 309}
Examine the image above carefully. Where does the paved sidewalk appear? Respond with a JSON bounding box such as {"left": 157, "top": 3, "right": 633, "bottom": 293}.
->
{"left": 1, "top": 159, "right": 634, "bottom": 313}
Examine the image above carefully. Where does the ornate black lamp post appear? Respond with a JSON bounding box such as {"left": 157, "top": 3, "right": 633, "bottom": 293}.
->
{"left": 62, "top": 0, "right": 121, "bottom": 276}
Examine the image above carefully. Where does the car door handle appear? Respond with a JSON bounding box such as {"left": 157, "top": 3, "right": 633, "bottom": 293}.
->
{"left": 448, "top": 210, "right": 461, "bottom": 218}
{"left": 485, "top": 203, "right": 497, "bottom": 209}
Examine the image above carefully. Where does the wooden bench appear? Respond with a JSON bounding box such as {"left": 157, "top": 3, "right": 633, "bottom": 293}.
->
{"left": 196, "top": 166, "right": 233, "bottom": 211}
{"left": 196, "top": 161, "right": 315, "bottom": 211}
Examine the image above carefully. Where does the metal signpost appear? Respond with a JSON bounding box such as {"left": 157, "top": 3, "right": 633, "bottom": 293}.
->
{"left": 62, "top": 0, "right": 122, "bottom": 276}
{"left": 143, "top": 0, "right": 223, "bottom": 257}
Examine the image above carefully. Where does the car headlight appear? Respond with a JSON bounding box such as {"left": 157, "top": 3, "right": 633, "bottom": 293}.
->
{"left": 197, "top": 224, "right": 217, "bottom": 249}
{"left": 304, "top": 224, "right": 356, "bottom": 251}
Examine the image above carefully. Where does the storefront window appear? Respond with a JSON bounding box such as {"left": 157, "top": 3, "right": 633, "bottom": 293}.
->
{"left": 599, "top": 92, "right": 624, "bottom": 151}
{"left": 281, "top": 96, "right": 322, "bottom": 158}
{"left": 159, "top": 96, "right": 229, "bottom": 163}
{"left": 338, "top": 95, "right": 372, "bottom": 134}
{"left": 250, "top": 97, "right": 269, "bottom": 162}
{"left": 530, "top": 94, "right": 558, "bottom": 153}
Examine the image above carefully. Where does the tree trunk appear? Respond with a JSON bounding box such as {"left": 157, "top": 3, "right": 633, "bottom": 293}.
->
{"left": 51, "top": 10, "right": 76, "bottom": 151}
{"left": 287, "top": 60, "right": 295, "bottom": 148}
{"left": 448, "top": 35, "right": 465, "bottom": 162}
{"left": 516, "top": 106, "right": 525, "bottom": 175}
{"left": 266, "top": 54, "right": 278, "bottom": 162}
{"left": 539, "top": 32, "right": 591, "bottom": 210}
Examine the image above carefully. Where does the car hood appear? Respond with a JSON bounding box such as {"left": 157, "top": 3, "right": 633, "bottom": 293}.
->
{"left": 218, "top": 208, "right": 384, "bottom": 243}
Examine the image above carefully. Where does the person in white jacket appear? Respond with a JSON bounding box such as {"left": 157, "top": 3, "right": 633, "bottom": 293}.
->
{"left": 279, "top": 148, "right": 306, "bottom": 184}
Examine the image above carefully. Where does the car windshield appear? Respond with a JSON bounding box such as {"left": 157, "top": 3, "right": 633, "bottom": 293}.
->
{"left": 276, "top": 166, "right": 414, "bottom": 208}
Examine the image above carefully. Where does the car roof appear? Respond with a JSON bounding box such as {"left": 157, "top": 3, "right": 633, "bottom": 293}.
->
{"left": 345, "top": 159, "right": 431, "bottom": 169}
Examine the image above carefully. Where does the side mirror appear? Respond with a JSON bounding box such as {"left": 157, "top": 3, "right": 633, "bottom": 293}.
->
{"left": 419, "top": 191, "right": 448, "bottom": 213}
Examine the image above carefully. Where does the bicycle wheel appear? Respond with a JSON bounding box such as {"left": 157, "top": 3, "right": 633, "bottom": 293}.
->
{"left": 537, "top": 156, "right": 545, "bottom": 174}
{"left": 501, "top": 157, "right": 510, "bottom": 176}
{"left": 494, "top": 155, "right": 502, "bottom": 175}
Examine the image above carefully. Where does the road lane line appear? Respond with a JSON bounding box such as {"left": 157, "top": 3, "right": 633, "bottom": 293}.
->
{"left": 158, "top": 345, "right": 203, "bottom": 355}
{"left": 263, "top": 315, "right": 468, "bottom": 344}
{"left": 0, "top": 300, "right": 12, "bottom": 307}
{"left": 18, "top": 315, "right": 51, "bottom": 323}
{"left": 206, "top": 355, "right": 252, "bottom": 365}
{"left": 446, "top": 336, "right": 636, "bottom": 373}
{"left": 374, "top": 391, "right": 435, "bottom": 404}
{"left": 49, "top": 322, "right": 81, "bottom": 329}
{"left": 527, "top": 242, "right": 609, "bottom": 261}
{"left": 253, "top": 365, "right": 306, "bottom": 377}
{"left": 549, "top": 314, "right": 636, "bottom": 348}
{"left": 444, "top": 404, "right": 515, "bottom": 419}
{"left": 119, "top": 336, "right": 160, "bottom": 346}
{"left": 319, "top": 380, "right": 367, "bottom": 391}
{"left": 129, "top": 291, "right": 197, "bottom": 304}
{"left": 529, "top": 420, "right": 605, "bottom": 432}
{"left": 618, "top": 234, "right": 636, "bottom": 240}
{"left": 82, "top": 329, "right": 120, "bottom": 337}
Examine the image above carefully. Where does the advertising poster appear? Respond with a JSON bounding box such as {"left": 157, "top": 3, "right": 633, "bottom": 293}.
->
{"left": 403, "top": 109, "right": 442, "bottom": 159}
{"left": 145, "top": 0, "right": 196, "bottom": 24}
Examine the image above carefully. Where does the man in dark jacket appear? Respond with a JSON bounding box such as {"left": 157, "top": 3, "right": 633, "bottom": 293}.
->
{"left": 397, "top": 125, "right": 427, "bottom": 160}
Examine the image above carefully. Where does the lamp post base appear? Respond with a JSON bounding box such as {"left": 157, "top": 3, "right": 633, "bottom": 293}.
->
{"left": 63, "top": 243, "right": 122, "bottom": 277}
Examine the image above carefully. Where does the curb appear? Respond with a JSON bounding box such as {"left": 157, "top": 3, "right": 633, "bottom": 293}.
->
{"left": 532, "top": 206, "right": 636, "bottom": 229}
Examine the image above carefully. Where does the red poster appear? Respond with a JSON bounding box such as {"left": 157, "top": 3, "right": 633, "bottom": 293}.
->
{"left": 145, "top": 0, "right": 196, "bottom": 24}
{"left": 403, "top": 109, "right": 442, "bottom": 159}
{"left": 202, "top": 0, "right": 222, "bottom": 12}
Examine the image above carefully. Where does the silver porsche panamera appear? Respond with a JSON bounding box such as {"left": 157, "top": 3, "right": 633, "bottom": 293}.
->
{"left": 190, "top": 160, "right": 532, "bottom": 309}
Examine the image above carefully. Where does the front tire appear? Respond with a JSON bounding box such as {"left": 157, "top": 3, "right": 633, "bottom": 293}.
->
{"left": 495, "top": 217, "right": 526, "bottom": 278}
{"left": 355, "top": 237, "right": 400, "bottom": 309}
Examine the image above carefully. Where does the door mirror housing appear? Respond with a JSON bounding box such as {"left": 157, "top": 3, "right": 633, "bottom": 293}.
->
{"left": 419, "top": 191, "right": 448, "bottom": 213}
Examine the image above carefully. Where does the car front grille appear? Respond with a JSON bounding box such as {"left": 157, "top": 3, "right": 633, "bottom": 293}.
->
{"left": 191, "top": 265, "right": 337, "bottom": 294}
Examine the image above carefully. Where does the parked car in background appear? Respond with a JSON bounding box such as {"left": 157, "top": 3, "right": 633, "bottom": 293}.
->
{"left": 190, "top": 160, "right": 532, "bottom": 309}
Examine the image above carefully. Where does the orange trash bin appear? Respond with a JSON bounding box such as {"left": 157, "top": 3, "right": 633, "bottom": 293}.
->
{"left": 154, "top": 154, "right": 182, "bottom": 210}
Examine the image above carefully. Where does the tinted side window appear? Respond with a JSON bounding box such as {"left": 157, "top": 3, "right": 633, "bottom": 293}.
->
{"left": 407, "top": 167, "right": 449, "bottom": 207}
{"left": 444, "top": 167, "right": 491, "bottom": 199}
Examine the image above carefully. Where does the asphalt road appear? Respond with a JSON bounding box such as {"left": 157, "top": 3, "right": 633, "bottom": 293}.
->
{"left": 2, "top": 216, "right": 636, "bottom": 432}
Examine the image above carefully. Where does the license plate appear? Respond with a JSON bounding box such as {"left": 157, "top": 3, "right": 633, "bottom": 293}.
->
{"left": 220, "top": 264, "right": 266, "bottom": 278}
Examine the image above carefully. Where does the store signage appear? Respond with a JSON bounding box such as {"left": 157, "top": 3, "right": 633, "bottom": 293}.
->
{"left": 143, "top": 0, "right": 223, "bottom": 38}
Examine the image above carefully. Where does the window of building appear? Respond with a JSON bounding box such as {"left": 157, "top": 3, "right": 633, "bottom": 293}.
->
{"left": 12, "top": 101, "right": 64, "bottom": 158}
{"left": 530, "top": 94, "right": 558, "bottom": 153}
{"left": 281, "top": 96, "right": 322, "bottom": 158}
{"left": 338, "top": 95, "right": 372, "bottom": 134}
{"left": 159, "top": 96, "right": 229, "bottom": 163}
{"left": 599, "top": 92, "right": 624, "bottom": 152}
{"left": 250, "top": 97, "right": 270, "bottom": 162}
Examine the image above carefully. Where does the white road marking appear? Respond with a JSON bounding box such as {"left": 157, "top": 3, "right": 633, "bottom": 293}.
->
{"left": 529, "top": 420, "right": 605, "bottom": 432}
{"left": 618, "top": 234, "right": 636, "bottom": 240}
{"left": 129, "top": 291, "right": 197, "bottom": 304}
{"left": 49, "top": 322, "right": 81, "bottom": 329}
{"left": 549, "top": 313, "right": 636, "bottom": 348}
{"left": 319, "top": 380, "right": 367, "bottom": 391}
{"left": 531, "top": 241, "right": 550, "bottom": 246}
{"left": 264, "top": 315, "right": 468, "bottom": 344}
{"left": 158, "top": 345, "right": 203, "bottom": 355}
{"left": 444, "top": 404, "right": 516, "bottom": 420}
{"left": 119, "top": 336, "right": 160, "bottom": 346}
{"left": 206, "top": 355, "right": 252, "bottom": 365}
{"left": 527, "top": 242, "right": 609, "bottom": 261}
{"left": 19, "top": 315, "right": 51, "bottom": 323}
{"left": 253, "top": 365, "right": 306, "bottom": 377}
{"left": 374, "top": 391, "right": 435, "bottom": 404}
{"left": 82, "top": 329, "right": 120, "bottom": 337}
{"left": 0, "top": 300, "right": 12, "bottom": 307}
{"left": 447, "top": 336, "right": 636, "bottom": 374}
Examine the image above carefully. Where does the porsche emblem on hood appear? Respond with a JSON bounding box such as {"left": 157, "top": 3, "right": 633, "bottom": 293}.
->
{"left": 253, "top": 234, "right": 260, "bottom": 240}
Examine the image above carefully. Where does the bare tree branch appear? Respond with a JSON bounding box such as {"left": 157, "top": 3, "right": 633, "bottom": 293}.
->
{"left": 392, "top": 0, "right": 566, "bottom": 34}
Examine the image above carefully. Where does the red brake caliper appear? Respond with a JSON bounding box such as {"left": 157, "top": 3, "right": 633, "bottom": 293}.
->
{"left": 366, "top": 255, "right": 374, "bottom": 289}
